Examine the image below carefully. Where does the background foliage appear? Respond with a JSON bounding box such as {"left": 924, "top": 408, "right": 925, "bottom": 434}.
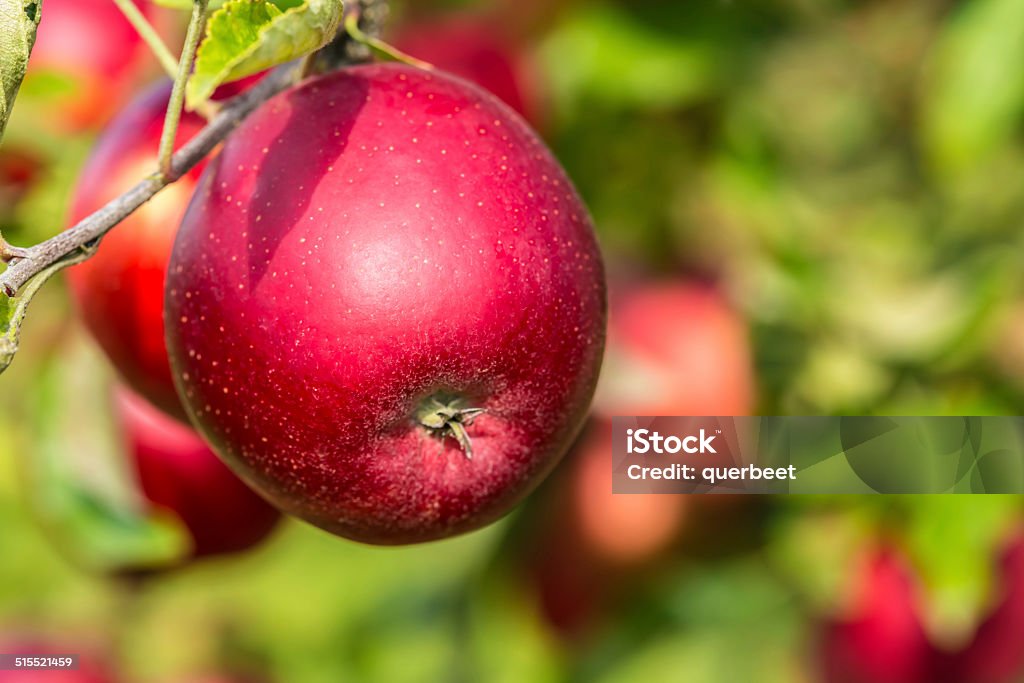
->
{"left": 3, "top": 0, "right": 1024, "bottom": 681}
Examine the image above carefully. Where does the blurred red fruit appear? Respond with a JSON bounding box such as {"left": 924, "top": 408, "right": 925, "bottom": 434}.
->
{"left": 571, "top": 420, "right": 687, "bottom": 565}
{"left": 950, "top": 538, "right": 1024, "bottom": 683}
{"left": 593, "top": 282, "right": 755, "bottom": 418}
{"left": 116, "top": 388, "right": 280, "bottom": 560}
{"left": 67, "top": 82, "right": 207, "bottom": 421}
{"left": 392, "top": 17, "right": 539, "bottom": 125}
{"left": 529, "top": 419, "right": 687, "bottom": 638}
{"left": 0, "top": 149, "right": 42, "bottom": 217}
{"left": 529, "top": 280, "right": 755, "bottom": 637}
{"left": 820, "top": 549, "right": 934, "bottom": 683}
{"left": 24, "top": 0, "right": 151, "bottom": 130}
{"left": 528, "top": 522, "right": 605, "bottom": 637}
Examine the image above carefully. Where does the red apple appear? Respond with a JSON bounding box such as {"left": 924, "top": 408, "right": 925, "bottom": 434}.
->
{"left": 570, "top": 419, "right": 687, "bottom": 565}
{"left": 392, "top": 17, "right": 538, "bottom": 125}
{"left": 67, "top": 82, "right": 208, "bottom": 422}
{"left": 950, "top": 537, "right": 1024, "bottom": 683}
{"left": 525, "top": 419, "right": 686, "bottom": 639}
{"left": 116, "top": 387, "right": 280, "bottom": 560}
{"left": 24, "top": 0, "right": 151, "bottom": 130}
{"left": 593, "top": 282, "right": 755, "bottom": 418}
{"left": 165, "top": 63, "right": 605, "bottom": 544}
{"left": 527, "top": 517, "right": 608, "bottom": 638}
{"left": 0, "top": 148, "right": 42, "bottom": 219}
{"left": 820, "top": 549, "right": 935, "bottom": 683}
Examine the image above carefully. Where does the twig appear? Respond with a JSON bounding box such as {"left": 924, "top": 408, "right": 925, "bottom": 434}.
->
{"left": 0, "top": 62, "right": 300, "bottom": 297}
{"left": 0, "top": 0, "right": 389, "bottom": 298}
{"left": 158, "top": 0, "right": 210, "bottom": 177}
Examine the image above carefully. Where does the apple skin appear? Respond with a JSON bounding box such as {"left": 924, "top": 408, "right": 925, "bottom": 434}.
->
{"left": 67, "top": 82, "right": 208, "bottom": 422}
{"left": 165, "top": 63, "right": 605, "bottom": 545}
{"left": 116, "top": 387, "right": 280, "bottom": 560}
{"left": 820, "top": 549, "right": 935, "bottom": 683}
{"left": 593, "top": 281, "right": 755, "bottom": 418}
{"left": 392, "top": 17, "right": 537, "bottom": 125}
{"left": 25, "top": 0, "right": 150, "bottom": 130}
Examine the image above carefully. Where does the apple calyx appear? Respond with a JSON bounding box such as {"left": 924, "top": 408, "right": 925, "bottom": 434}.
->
{"left": 416, "top": 395, "right": 486, "bottom": 459}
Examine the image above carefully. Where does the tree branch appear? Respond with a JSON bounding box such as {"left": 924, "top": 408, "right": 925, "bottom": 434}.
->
{"left": 0, "top": 0, "right": 391, "bottom": 298}
{"left": 0, "top": 62, "right": 300, "bottom": 296}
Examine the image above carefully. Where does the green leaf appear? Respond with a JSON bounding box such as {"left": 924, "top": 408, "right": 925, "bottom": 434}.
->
{"left": 186, "top": 0, "right": 343, "bottom": 111}
{"left": 538, "top": 4, "right": 725, "bottom": 116}
{"left": 0, "top": 245, "right": 94, "bottom": 375}
{"left": 26, "top": 333, "right": 192, "bottom": 572}
{"left": 920, "top": 0, "right": 1024, "bottom": 177}
{"left": 0, "top": 0, "right": 41, "bottom": 139}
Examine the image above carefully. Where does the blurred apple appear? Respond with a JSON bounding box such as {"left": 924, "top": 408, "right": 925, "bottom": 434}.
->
{"left": 820, "top": 548, "right": 934, "bottom": 683}
{"left": 23, "top": 0, "right": 152, "bottom": 131}
{"left": 116, "top": 387, "right": 281, "bottom": 561}
{"left": 527, "top": 280, "right": 756, "bottom": 638}
{"left": 526, "top": 419, "right": 687, "bottom": 638}
{"left": 592, "top": 281, "right": 755, "bottom": 419}
{"left": 391, "top": 16, "right": 540, "bottom": 125}
{"left": 526, "top": 516, "right": 606, "bottom": 638}
{"left": 949, "top": 537, "right": 1024, "bottom": 683}
{"left": 66, "top": 82, "right": 207, "bottom": 421}
{"left": 0, "top": 148, "right": 42, "bottom": 221}
{"left": 571, "top": 420, "right": 687, "bottom": 565}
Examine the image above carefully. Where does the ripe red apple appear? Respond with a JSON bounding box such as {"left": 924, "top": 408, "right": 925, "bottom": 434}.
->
{"left": 820, "top": 549, "right": 935, "bottom": 683}
{"left": 116, "top": 387, "right": 280, "bottom": 560}
{"left": 165, "top": 63, "right": 605, "bottom": 544}
{"left": 593, "top": 282, "right": 755, "bottom": 418}
{"left": 392, "top": 17, "right": 539, "bottom": 125}
{"left": 949, "top": 537, "right": 1024, "bottom": 683}
{"left": 525, "top": 419, "right": 685, "bottom": 639}
{"left": 569, "top": 281, "right": 754, "bottom": 564}
{"left": 24, "top": 0, "right": 151, "bottom": 130}
{"left": 570, "top": 419, "right": 687, "bottom": 565}
{"left": 67, "top": 82, "right": 208, "bottom": 422}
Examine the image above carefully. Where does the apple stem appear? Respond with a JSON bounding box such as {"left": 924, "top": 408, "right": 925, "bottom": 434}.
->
{"left": 417, "top": 397, "right": 485, "bottom": 459}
